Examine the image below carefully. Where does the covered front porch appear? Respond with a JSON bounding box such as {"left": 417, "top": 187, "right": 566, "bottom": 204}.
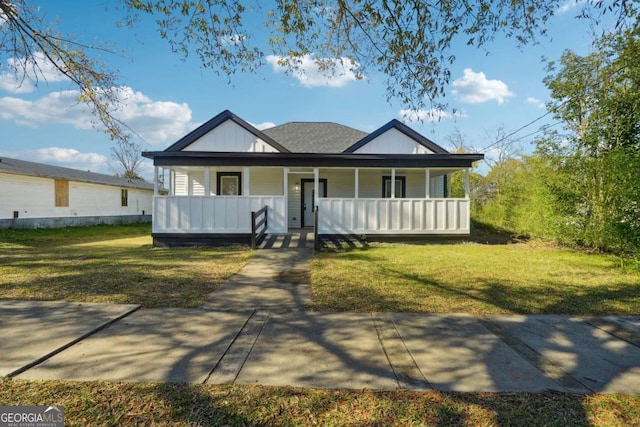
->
{"left": 150, "top": 164, "right": 472, "bottom": 247}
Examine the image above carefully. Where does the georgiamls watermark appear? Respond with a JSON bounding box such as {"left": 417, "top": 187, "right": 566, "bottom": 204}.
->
{"left": 0, "top": 406, "right": 64, "bottom": 427}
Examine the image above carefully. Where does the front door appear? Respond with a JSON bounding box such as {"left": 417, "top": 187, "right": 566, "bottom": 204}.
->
{"left": 301, "top": 179, "right": 327, "bottom": 227}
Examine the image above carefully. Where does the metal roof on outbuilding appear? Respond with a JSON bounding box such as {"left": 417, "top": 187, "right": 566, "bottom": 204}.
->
{"left": 0, "top": 157, "right": 154, "bottom": 190}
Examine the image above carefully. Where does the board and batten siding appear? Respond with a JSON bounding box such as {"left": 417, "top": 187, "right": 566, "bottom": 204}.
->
{"left": 318, "top": 198, "right": 469, "bottom": 235}
{"left": 153, "top": 195, "right": 286, "bottom": 234}
{"left": 0, "top": 172, "right": 152, "bottom": 219}
{"left": 353, "top": 128, "right": 433, "bottom": 154}
{"left": 182, "top": 120, "right": 280, "bottom": 153}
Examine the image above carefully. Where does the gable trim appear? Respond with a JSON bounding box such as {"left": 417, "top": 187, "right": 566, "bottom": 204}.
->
{"left": 343, "top": 119, "right": 449, "bottom": 154}
{"left": 164, "top": 110, "right": 290, "bottom": 153}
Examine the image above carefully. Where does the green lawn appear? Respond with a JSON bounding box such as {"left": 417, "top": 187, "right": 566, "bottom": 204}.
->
{"left": 0, "top": 224, "right": 252, "bottom": 308}
{"left": 2, "top": 379, "right": 639, "bottom": 426}
{"left": 310, "top": 241, "right": 640, "bottom": 314}
{"left": 2, "top": 226, "right": 640, "bottom": 424}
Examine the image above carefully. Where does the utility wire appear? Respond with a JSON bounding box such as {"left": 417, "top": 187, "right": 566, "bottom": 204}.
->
{"left": 479, "top": 110, "right": 553, "bottom": 152}
{"left": 509, "top": 121, "right": 562, "bottom": 144}
{"left": 476, "top": 99, "right": 569, "bottom": 152}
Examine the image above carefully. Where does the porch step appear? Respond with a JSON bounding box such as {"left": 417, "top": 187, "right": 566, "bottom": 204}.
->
{"left": 317, "top": 234, "right": 367, "bottom": 250}
{"left": 258, "top": 231, "right": 314, "bottom": 249}
{"left": 257, "top": 231, "right": 367, "bottom": 250}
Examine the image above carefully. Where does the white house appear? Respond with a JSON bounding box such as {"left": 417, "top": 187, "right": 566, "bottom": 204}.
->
{"left": 0, "top": 157, "right": 154, "bottom": 228}
{"left": 142, "top": 110, "right": 483, "bottom": 247}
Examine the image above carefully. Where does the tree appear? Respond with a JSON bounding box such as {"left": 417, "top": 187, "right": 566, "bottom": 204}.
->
{"left": 0, "top": 0, "right": 128, "bottom": 141}
{"left": 1, "top": 0, "right": 637, "bottom": 137}
{"left": 110, "top": 139, "right": 145, "bottom": 180}
{"left": 539, "top": 27, "right": 640, "bottom": 253}
{"left": 125, "top": 0, "right": 636, "bottom": 112}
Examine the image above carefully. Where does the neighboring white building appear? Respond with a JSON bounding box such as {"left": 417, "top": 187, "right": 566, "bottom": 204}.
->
{"left": 143, "top": 110, "right": 484, "bottom": 247}
{"left": 0, "top": 157, "right": 154, "bottom": 228}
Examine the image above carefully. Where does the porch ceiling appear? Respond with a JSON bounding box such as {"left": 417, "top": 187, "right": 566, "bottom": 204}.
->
{"left": 143, "top": 151, "right": 483, "bottom": 168}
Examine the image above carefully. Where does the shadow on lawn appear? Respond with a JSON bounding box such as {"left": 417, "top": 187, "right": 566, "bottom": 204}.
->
{"left": 0, "top": 224, "right": 152, "bottom": 248}
{"left": 381, "top": 264, "right": 640, "bottom": 315}
{"left": 0, "top": 244, "right": 249, "bottom": 307}
{"left": 366, "top": 266, "right": 640, "bottom": 395}
{"left": 470, "top": 219, "right": 530, "bottom": 245}
{"left": 149, "top": 386, "right": 605, "bottom": 426}
{"left": 150, "top": 382, "right": 255, "bottom": 425}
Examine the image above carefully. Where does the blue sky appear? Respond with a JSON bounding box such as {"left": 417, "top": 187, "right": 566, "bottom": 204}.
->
{"left": 0, "top": 1, "right": 612, "bottom": 179}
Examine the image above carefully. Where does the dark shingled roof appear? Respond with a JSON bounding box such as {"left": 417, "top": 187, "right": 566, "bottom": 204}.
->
{"left": 262, "top": 122, "right": 368, "bottom": 153}
{"left": 0, "top": 157, "right": 154, "bottom": 190}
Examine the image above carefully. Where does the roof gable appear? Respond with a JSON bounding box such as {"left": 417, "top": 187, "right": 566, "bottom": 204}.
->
{"left": 165, "top": 110, "right": 289, "bottom": 153}
{"left": 344, "top": 119, "right": 449, "bottom": 154}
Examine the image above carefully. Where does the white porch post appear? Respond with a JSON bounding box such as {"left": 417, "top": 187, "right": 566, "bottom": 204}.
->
{"left": 243, "top": 167, "right": 250, "bottom": 196}
{"left": 153, "top": 166, "right": 158, "bottom": 196}
{"left": 464, "top": 168, "right": 470, "bottom": 198}
{"left": 203, "top": 167, "right": 210, "bottom": 196}
{"left": 283, "top": 167, "right": 289, "bottom": 196}
{"left": 354, "top": 168, "right": 359, "bottom": 198}
{"left": 391, "top": 168, "right": 396, "bottom": 198}
{"left": 283, "top": 167, "right": 289, "bottom": 230}
{"left": 425, "top": 169, "right": 431, "bottom": 198}
{"left": 313, "top": 167, "right": 319, "bottom": 206}
{"left": 170, "top": 169, "right": 175, "bottom": 196}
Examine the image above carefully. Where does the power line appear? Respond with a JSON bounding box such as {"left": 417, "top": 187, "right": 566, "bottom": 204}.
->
{"left": 506, "top": 121, "right": 563, "bottom": 146}
{"left": 480, "top": 110, "right": 553, "bottom": 152}
{"left": 477, "top": 99, "right": 569, "bottom": 152}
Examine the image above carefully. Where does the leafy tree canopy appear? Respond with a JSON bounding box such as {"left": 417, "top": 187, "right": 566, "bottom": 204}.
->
{"left": 0, "top": 0, "right": 637, "bottom": 142}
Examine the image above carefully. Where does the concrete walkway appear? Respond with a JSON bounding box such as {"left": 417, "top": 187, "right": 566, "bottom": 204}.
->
{"left": 3, "top": 247, "right": 640, "bottom": 393}
{"left": 201, "top": 247, "right": 313, "bottom": 310}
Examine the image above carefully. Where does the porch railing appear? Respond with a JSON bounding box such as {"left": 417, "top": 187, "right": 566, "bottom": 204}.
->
{"left": 317, "top": 198, "right": 470, "bottom": 235}
{"left": 251, "top": 205, "right": 268, "bottom": 249}
{"left": 153, "top": 195, "right": 286, "bottom": 234}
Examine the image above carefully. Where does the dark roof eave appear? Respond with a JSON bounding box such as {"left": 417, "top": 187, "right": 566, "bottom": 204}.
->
{"left": 142, "top": 151, "right": 484, "bottom": 168}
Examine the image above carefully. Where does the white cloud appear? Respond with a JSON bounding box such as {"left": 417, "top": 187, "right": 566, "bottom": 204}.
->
{"left": 0, "top": 86, "right": 196, "bottom": 145}
{"left": 109, "top": 86, "right": 195, "bottom": 144}
{"left": 266, "top": 54, "right": 361, "bottom": 88}
{"left": 526, "top": 97, "right": 545, "bottom": 109}
{"left": 0, "top": 52, "right": 68, "bottom": 94}
{"left": 250, "top": 121, "right": 276, "bottom": 130}
{"left": 0, "top": 90, "right": 94, "bottom": 128}
{"left": 452, "top": 68, "right": 514, "bottom": 104}
{"left": 558, "top": 0, "right": 587, "bottom": 15}
{"left": 0, "top": 147, "right": 110, "bottom": 174}
{"left": 398, "top": 108, "right": 467, "bottom": 123}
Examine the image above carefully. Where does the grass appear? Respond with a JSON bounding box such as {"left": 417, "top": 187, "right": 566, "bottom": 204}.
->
{"left": 0, "top": 224, "right": 252, "bottom": 308}
{"left": 2, "top": 226, "right": 640, "bottom": 424}
{"left": 1, "top": 379, "right": 640, "bottom": 426}
{"left": 310, "top": 241, "right": 640, "bottom": 314}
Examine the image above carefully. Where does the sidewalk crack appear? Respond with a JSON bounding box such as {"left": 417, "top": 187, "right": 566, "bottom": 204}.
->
{"left": 204, "top": 309, "right": 270, "bottom": 385}
{"left": 371, "top": 313, "right": 432, "bottom": 390}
